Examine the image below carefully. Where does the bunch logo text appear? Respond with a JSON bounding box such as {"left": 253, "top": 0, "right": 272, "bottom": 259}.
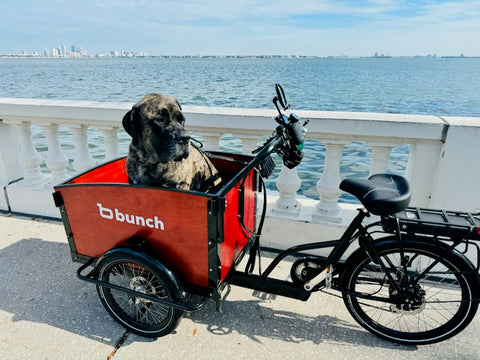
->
{"left": 97, "top": 203, "right": 165, "bottom": 230}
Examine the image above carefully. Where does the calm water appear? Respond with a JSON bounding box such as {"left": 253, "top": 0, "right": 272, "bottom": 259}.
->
{"left": 1, "top": 56, "right": 480, "bottom": 116}
{"left": 1, "top": 57, "right": 479, "bottom": 201}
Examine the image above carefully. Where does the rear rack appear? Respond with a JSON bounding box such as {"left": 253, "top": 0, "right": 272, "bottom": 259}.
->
{"left": 384, "top": 207, "right": 480, "bottom": 240}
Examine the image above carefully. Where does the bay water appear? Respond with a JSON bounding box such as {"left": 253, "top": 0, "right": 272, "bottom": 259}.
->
{"left": 1, "top": 57, "right": 479, "bottom": 201}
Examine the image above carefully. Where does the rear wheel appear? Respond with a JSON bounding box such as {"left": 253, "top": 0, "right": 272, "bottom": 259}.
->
{"left": 95, "top": 251, "right": 184, "bottom": 337}
{"left": 341, "top": 241, "right": 478, "bottom": 345}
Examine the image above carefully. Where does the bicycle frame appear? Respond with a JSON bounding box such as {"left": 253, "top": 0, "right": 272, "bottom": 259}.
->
{"left": 228, "top": 202, "right": 480, "bottom": 306}
{"left": 228, "top": 207, "right": 373, "bottom": 299}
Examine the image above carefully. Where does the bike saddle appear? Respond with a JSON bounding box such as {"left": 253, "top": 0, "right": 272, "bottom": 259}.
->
{"left": 340, "top": 173, "right": 411, "bottom": 216}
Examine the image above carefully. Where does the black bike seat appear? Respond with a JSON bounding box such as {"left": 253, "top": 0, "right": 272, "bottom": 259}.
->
{"left": 340, "top": 173, "right": 411, "bottom": 216}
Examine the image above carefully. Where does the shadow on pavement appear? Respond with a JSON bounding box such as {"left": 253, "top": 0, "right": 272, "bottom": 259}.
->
{"left": 0, "top": 237, "right": 415, "bottom": 352}
{"left": 186, "top": 295, "right": 415, "bottom": 351}
{"left": 0, "top": 238, "right": 123, "bottom": 345}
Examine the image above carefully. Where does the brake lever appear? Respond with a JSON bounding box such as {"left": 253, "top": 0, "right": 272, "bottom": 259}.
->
{"left": 273, "top": 96, "right": 283, "bottom": 116}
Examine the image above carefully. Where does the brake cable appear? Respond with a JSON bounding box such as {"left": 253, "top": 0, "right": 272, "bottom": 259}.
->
{"left": 244, "top": 167, "right": 268, "bottom": 275}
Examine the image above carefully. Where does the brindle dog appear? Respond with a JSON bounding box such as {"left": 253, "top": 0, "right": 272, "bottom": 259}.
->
{"left": 122, "top": 93, "right": 221, "bottom": 192}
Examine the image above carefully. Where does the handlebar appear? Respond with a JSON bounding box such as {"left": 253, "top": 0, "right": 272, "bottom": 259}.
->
{"left": 252, "top": 136, "right": 283, "bottom": 160}
{"left": 219, "top": 86, "right": 307, "bottom": 196}
{"left": 252, "top": 84, "right": 308, "bottom": 173}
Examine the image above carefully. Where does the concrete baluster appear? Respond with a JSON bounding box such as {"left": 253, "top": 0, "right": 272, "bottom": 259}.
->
{"left": 236, "top": 134, "right": 261, "bottom": 154}
{"left": 272, "top": 164, "right": 302, "bottom": 215}
{"left": 42, "top": 123, "right": 69, "bottom": 183}
{"left": 14, "top": 121, "right": 48, "bottom": 187}
{"left": 313, "top": 141, "right": 346, "bottom": 223}
{"left": 101, "top": 127, "right": 120, "bottom": 160}
{"left": 196, "top": 132, "right": 221, "bottom": 151}
{"left": 71, "top": 124, "right": 95, "bottom": 172}
{"left": 369, "top": 143, "right": 393, "bottom": 176}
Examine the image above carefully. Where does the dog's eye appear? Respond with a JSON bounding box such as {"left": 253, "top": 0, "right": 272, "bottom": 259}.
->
{"left": 152, "top": 109, "right": 169, "bottom": 126}
{"left": 160, "top": 109, "right": 170, "bottom": 122}
{"left": 176, "top": 114, "right": 185, "bottom": 125}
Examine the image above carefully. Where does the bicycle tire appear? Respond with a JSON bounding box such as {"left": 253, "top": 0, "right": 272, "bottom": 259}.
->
{"left": 341, "top": 239, "right": 479, "bottom": 345}
{"left": 95, "top": 251, "right": 184, "bottom": 338}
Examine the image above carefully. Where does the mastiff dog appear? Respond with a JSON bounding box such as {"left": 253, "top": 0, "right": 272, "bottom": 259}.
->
{"left": 122, "top": 93, "right": 222, "bottom": 192}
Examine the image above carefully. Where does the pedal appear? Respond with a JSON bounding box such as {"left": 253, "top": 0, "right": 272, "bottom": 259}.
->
{"left": 325, "top": 266, "right": 334, "bottom": 288}
{"left": 252, "top": 290, "right": 277, "bottom": 301}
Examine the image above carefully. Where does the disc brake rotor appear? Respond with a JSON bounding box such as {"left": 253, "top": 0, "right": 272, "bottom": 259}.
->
{"left": 389, "top": 279, "right": 426, "bottom": 315}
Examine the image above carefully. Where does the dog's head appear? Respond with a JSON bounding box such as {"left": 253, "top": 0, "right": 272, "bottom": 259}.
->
{"left": 123, "top": 93, "right": 190, "bottom": 163}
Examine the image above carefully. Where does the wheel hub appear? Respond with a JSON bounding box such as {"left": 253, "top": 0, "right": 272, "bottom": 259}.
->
{"left": 389, "top": 280, "right": 426, "bottom": 314}
{"left": 130, "top": 276, "right": 155, "bottom": 306}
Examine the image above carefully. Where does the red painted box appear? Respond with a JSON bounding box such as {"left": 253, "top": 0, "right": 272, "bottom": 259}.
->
{"left": 53, "top": 152, "right": 258, "bottom": 292}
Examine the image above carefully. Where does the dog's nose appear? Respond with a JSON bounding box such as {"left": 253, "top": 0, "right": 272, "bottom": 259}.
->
{"left": 177, "top": 134, "right": 190, "bottom": 145}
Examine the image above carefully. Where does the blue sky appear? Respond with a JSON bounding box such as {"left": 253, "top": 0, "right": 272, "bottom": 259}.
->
{"left": 2, "top": 0, "right": 479, "bottom": 56}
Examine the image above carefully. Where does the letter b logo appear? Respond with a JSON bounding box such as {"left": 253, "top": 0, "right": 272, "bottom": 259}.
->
{"left": 97, "top": 203, "right": 113, "bottom": 219}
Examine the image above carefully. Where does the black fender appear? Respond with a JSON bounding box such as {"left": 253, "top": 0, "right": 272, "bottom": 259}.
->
{"left": 344, "top": 235, "right": 480, "bottom": 297}
{"left": 94, "top": 247, "right": 184, "bottom": 300}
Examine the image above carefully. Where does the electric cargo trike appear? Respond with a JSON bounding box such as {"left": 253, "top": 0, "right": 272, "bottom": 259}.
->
{"left": 53, "top": 84, "right": 480, "bottom": 345}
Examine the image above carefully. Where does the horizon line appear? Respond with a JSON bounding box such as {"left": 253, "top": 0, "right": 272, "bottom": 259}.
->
{"left": 1, "top": 54, "right": 477, "bottom": 59}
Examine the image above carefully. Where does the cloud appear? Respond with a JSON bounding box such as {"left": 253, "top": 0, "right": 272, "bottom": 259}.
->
{"left": 1, "top": 0, "right": 479, "bottom": 55}
{"left": 421, "top": 0, "right": 480, "bottom": 21}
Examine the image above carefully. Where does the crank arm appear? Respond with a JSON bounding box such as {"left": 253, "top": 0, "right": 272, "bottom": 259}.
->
{"left": 304, "top": 265, "right": 333, "bottom": 291}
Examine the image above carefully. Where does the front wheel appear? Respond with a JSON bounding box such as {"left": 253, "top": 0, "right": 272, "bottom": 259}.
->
{"left": 341, "top": 240, "right": 479, "bottom": 345}
{"left": 94, "top": 251, "right": 184, "bottom": 338}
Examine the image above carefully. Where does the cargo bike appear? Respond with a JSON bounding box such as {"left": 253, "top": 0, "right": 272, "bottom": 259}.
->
{"left": 53, "top": 85, "right": 480, "bottom": 345}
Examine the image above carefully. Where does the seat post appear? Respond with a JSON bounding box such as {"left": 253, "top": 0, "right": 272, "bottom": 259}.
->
{"left": 323, "top": 207, "right": 370, "bottom": 266}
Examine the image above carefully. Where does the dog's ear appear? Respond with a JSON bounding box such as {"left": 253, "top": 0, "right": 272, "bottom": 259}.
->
{"left": 122, "top": 108, "right": 140, "bottom": 146}
{"left": 175, "top": 99, "right": 182, "bottom": 111}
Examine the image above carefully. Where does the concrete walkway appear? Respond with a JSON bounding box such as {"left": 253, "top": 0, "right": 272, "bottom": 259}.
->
{"left": 1, "top": 213, "right": 479, "bottom": 360}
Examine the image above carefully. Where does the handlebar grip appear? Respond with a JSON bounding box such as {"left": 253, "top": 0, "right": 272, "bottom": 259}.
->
{"left": 288, "top": 121, "right": 305, "bottom": 146}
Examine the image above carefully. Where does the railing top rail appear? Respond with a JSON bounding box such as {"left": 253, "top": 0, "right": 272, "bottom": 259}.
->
{"left": 1, "top": 97, "right": 478, "bottom": 141}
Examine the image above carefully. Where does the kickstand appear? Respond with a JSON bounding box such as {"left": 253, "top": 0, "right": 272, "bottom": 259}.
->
{"left": 214, "top": 283, "right": 231, "bottom": 313}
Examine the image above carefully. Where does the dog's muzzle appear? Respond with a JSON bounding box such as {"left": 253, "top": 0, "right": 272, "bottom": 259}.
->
{"left": 173, "top": 133, "right": 191, "bottom": 161}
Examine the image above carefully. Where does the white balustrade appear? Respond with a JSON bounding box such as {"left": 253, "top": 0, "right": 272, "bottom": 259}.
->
{"left": 42, "top": 123, "right": 69, "bottom": 183}
{"left": 1, "top": 97, "right": 479, "bottom": 223}
{"left": 12, "top": 121, "right": 48, "bottom": 187}
{"left": 406, "top": 141, "right": 443, "bottom": 207}
{"left": 0, "top": 122, "right": 22, "bottom": 186}
{"left": 100, "top": 127, "right": 120, "bottom": 160}
{"left": 369, "top": 142, "right": 395, "bottom": 176}
{"left": 71, "top": 125, "right": 95, "bottom": 172}
{"left": 427, "top": 118, "right": 480, "bottom": 212}
{"left": 236, "top": 133, "right": 262, "bottom": 154}
{"left": 192, "top": 131, "right": 222, "bottom": 151}
{"left": 272, "top": 165, "right": 302, "bottom": 215}
{"left": 313, "top": 141, "right": 347, "bottom": 223}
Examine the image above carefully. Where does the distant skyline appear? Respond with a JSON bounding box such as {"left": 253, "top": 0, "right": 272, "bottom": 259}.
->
{"left": 2, "top": 0, "right": 480, "bottom": 57}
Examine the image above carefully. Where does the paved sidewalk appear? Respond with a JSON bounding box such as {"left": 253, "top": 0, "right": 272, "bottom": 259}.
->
{"left": 0, "top": 213, "right": 479, "bottom": 360}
